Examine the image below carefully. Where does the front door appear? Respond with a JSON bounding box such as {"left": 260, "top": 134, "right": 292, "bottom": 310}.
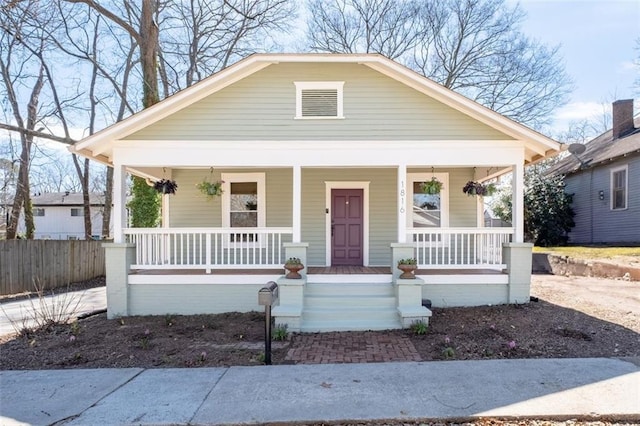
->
{"left": 331, "top": 189, "right": 363, "bottom": 266}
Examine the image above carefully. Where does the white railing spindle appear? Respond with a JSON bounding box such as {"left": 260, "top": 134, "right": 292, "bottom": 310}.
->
{"left": 408, "top": 227, "right": 513, "bottom": 269}
{"left": 124, "top": 227, "right": 293, "bottom": 271}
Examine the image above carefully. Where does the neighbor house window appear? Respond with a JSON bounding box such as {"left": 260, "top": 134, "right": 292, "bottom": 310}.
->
{"left": 70, "top": 208, "right": 82, "bottom": 216}
{"left": 33, "top": 208, "right": 45, "bottom": 216}
{"left": 610, "top": 165, "right": 628, "bottom": 210}
{"left": 294, "top": 81, "right": 344, "bottom": 119}
{"left": 222, "top": 173, "right": 266, "bottom": 242}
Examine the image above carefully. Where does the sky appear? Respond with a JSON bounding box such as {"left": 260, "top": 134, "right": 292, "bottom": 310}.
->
{"left": 511, "top": 0, "right": 639, "bottom": 131}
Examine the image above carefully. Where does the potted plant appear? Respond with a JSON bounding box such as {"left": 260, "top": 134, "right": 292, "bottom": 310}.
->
{"left": 397, "top": 258, "right": 418, "bottom": 279}
{"left": 420, "top": 177, "right": 443, "bottom": 195}
{"left": 462, "top": 181, "right": 496, "bottom": 197}
{"left": 283, "top": 257, "right": 304, "bottom": 279}
{"left": 196, "top": 179, "right": 224, "bottom": 199}
{"left": 154, "top": 179, "right": 178, "bottom": 195}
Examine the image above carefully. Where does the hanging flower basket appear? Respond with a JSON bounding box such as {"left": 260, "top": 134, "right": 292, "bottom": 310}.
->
{"left": 154, "top": 179, "right": 178, "bottom": 195}
{"left": 462, "top": 181, "right": 496, "bottom": 197}
{"left": 420, "top": 177, "right": 443, "bottom": 195}
{"left": 196, "top": 180, "right": 224, "bottom": 199}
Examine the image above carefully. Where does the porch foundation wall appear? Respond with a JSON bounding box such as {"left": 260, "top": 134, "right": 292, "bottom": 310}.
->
{"left": 128, "top": 284, "right": 263, "bottom": 315}
{"left": 422, "top": 283, "right": 509, "bottom": 308}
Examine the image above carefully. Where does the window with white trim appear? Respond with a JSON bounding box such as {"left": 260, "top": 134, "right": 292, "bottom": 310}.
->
{"left": 610, "top": 165, "right": 628, "bottom": 210}
{"left": 294, "top": 81, "right": 344, "bottom": 119}
{"left": 33, "top": 208, "right": 45, "bottom": 216}
{"left": 407, "top": 173, "right": 450, "bottom": 229}
{"left": 70, "top": 208, "right": 82, "bottom": 217}
{"left": 222, "top": 173, "right": 266, "bottom": 242}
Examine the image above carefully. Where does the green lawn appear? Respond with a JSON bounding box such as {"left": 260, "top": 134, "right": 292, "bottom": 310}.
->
{"left": 532, "top": 246, "right": 640, "bottom": 259}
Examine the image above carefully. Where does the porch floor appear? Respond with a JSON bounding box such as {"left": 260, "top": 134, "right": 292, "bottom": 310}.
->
{"left": 129, "top": 266, "right": 505, "bottom": 275}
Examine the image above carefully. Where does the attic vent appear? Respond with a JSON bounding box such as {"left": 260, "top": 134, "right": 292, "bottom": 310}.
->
{"left": 295, "top": 81, "right": 344, "bottom": 119}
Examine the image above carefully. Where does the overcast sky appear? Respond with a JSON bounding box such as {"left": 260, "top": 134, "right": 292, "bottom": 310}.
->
{"left": 512, "top": 0, "right": 639, "bottom": 129}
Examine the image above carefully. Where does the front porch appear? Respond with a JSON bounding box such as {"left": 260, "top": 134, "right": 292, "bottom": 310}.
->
{"left": 105, "top": 237, "right": 531, "bottom": 332}
{"left": 106, "top": 163, "right": 530, "bottom": 331}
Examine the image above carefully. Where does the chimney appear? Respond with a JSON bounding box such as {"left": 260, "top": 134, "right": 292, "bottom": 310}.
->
{"left": 612, "top": 99, "right": 635, "bottom": 139}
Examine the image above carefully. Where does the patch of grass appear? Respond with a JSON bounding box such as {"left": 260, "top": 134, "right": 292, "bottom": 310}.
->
{"left": 533, "top": 246, "right": 640, "bottom": 259}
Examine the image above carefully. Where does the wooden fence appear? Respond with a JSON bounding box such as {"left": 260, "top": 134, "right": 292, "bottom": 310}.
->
{"left": 0, "top": 240, "right": 106, "bottom": 296}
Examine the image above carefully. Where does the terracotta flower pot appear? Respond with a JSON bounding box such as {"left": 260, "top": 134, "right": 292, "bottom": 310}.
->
{"left": 397, "top": 264, "right": 417, "bottom": 279}
{"left": 284, "top": 263, "right": 304, "bottom": 279}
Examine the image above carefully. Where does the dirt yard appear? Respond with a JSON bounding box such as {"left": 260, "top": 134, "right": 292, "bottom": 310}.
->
{"left": 0, "top": 274, "right": 638, "bottom": 370}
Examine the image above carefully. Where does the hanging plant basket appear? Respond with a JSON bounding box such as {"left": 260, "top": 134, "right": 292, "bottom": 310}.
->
{"left": 154, "top": 179, "right": 178, "bottom": 195}
{"left": 420, "top": 177, "right": 443, "bottom": 195}
{"left": 462, "top": 181, "right": 496, "bottom": 197}
{"left": 196, "top": 180, "right": 224, "bottom": 199}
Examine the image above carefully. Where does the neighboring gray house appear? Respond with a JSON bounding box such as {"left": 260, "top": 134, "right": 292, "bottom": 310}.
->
{"left": 14, "top": 192, "right": 113, "bottom": 240}
{"left": 549, "top": 99, "right": 639, "bottom": 244}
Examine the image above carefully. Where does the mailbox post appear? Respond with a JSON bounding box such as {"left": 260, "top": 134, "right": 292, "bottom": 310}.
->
{"left": 258, "top": 281, "right": 278, "bottom": 365}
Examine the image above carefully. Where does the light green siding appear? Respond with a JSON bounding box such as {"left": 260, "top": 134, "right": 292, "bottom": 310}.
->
{"left": 169, "top": 167, "right": 479, "bottom": 266}
{"left": 169, "top": 168, "right": 292, "bottom": 227}
{"left": 302, "top": 168, "right": 397, "bottom": 266}
{"left": 128, "top": 63, "right": 512, "bottom": 141}
{"left": 129, "top": 284, "right": 263, "bottom": 314}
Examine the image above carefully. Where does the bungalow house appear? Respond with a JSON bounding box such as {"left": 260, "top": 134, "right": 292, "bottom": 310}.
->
{"left": 13, "top": 192, "right": 112, "bottom": 240}
{"left": 548, "top": 99, "right": 639, "bottom": 244}
{"left": 71, "top": 54, "right": 561, "bottom": 332}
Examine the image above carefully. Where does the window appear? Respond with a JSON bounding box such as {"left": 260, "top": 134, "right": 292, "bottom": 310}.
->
{"left": 610, "top": 165, "right": 628, "bottom": 210}
{"left": 33, "top": 208, "right": 45, "bottom": 217}
{"left": 294, "top": 81, "right": 344, "bottom": 119}
{"left": 222, "top": 173, "right": 266, "bottom": 242}
{"left": 407, "top": 173, "right": 449, "bottom": 229}
{"left": 71, "top": 208, "right": 82, "bottom": 217}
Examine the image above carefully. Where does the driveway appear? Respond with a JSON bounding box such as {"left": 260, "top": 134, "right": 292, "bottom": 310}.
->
{"left": 0, "top": 287, "right": 106, "bottom": 337}
{"left": 531, "top": 274, "right": 640, "bottom": 331}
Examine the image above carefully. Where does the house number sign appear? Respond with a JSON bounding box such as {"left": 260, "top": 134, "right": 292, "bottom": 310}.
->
{"left": 399, "top": 180, "right": 405, "bottom": 214}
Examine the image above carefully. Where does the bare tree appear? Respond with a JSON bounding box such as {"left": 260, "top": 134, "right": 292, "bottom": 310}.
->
{"left": 307, "top": 0, "right": 431, "bottom": 60}
{"left": 306, "top": 0, "right": 572, "bottom": 128}
{"left": 0, "top": 1, "right": 49, "bottom": 239}
{"left": 159, "top": 0, "right": 295, "bottom": 93}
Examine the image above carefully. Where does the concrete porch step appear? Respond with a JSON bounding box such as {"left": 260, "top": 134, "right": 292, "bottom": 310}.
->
{"left": 302, "top": 306, "right": 400, "bottom": 323}
{"left": 299, "top": 319, "right": 403, "bottom": 332}
{"left": 300, "top": 281, "right": 402, "bottom": 332}
{"left": 304, "top": 295, "right": 397, "bottom": 309}
{"left": 304, "top": 282, "right": 394, "bottom": 297}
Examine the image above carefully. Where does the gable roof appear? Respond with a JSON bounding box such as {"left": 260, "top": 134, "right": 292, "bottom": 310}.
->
{"left": 27, "top": 192, "right": 107, "bottom": 207}
{"left": 71, "top": 53, "right": 561, "bottom": 165}
{"left": 548, "top": 117, "right": 640, "bottom": 176}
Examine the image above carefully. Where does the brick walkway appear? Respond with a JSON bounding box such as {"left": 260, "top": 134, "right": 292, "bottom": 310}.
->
{"left": 285, "top": 331, "right": 421, "bottom": 364}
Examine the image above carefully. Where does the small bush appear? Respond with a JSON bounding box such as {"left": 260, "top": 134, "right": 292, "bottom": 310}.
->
{"left": 442, "top": 347, "right": 456, "bottom": 359}
{"left": 410, "top": 320, "right": 428, "bottom": 335}
{"left": 273, "top": 324, "right": 289, "bottom": 341}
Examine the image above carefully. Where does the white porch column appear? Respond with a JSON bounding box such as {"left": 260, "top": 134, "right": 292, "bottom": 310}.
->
{"left": 397, "top": 164, "right": 407, "bottom": 243}
{"left": 512, "top": 162, "right": 524, "bottom": 243}
{"left": 292, "top": 165, "right": 301, "bottom": 242}
{"left": 113, "top": 164, "right": 127, "bottom": 243}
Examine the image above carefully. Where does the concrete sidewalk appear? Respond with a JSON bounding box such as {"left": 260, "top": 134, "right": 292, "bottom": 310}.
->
{"left": 1, "top": 357, "right": 638, "bottom": 426}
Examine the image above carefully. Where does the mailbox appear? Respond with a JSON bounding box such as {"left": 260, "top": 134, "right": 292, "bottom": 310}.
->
{"left": 258, "top": 281, "right": 278, "bottom": 306}
{"left": 258, "top": 281, "right": 278, "bottom": 365}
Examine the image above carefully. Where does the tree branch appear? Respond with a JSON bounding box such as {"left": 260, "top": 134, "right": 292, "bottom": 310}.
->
{"left": 0, "top": 122, "right": 77, "bottom": 145}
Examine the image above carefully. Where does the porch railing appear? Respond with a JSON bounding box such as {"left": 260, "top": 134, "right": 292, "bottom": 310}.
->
{"left": 123, "top": 227, "right": 293, "bottom": 272}
{"left": 408, "top": 227, "right": 514, "bottom": 269}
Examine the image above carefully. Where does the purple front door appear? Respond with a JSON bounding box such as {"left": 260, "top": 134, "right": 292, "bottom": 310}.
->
{"left": 331, "top": 189, "right": 363, "bottom": 266}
